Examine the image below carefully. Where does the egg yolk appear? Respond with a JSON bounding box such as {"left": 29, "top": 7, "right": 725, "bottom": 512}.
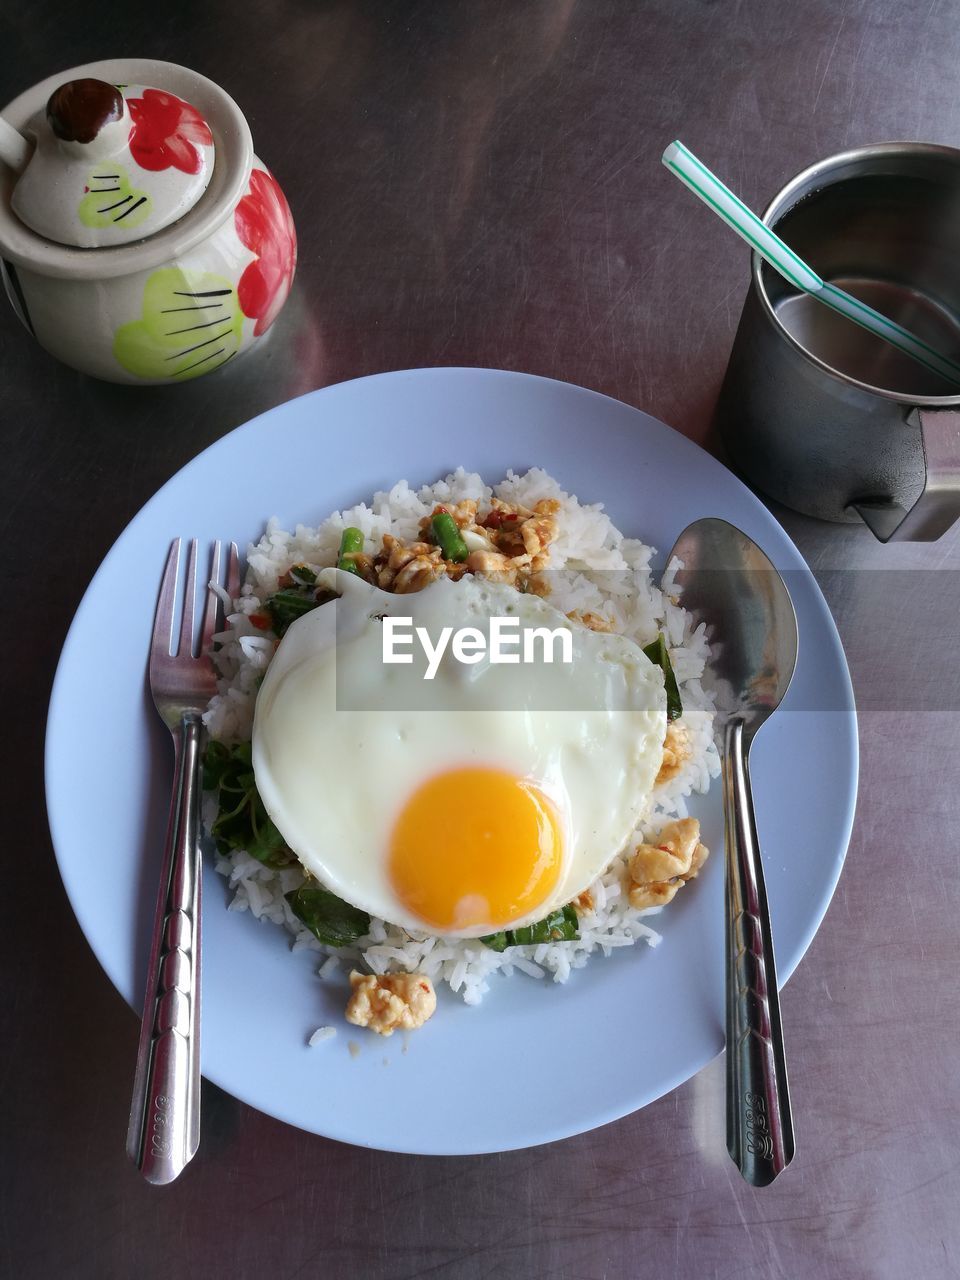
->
{"left": 388, "top": 767, "right": 563, "bottom": 931}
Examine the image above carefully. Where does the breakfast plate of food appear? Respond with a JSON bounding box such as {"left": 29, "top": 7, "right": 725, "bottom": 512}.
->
{"left": 45, "top": 368, "right": 857, "bottom": 1154}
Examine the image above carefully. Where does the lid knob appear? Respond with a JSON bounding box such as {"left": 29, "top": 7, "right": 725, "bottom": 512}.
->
{"left": 47, "top": 79, "right": 124, "bottom": 145}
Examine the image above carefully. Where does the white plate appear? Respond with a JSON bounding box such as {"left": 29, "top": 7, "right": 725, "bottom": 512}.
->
{"left": 45, "top": 369, "right": 857, "bottom": 1155}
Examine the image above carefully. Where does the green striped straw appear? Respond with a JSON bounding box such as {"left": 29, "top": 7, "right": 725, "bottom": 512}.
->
{"left": 662, "top": 140, "right": 960, "bottom": 387}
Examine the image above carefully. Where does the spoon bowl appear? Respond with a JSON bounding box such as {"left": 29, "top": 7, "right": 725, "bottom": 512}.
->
{"left": 666, "top": 517, "right": 799, "bottom": 1186}
{"left": 669, "top": 518, "right": 799, "bottom": 741}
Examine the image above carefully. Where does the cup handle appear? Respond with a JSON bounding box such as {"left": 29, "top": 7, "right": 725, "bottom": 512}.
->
{"left": 849, "top": 408, "right": 960, "bottom": 542}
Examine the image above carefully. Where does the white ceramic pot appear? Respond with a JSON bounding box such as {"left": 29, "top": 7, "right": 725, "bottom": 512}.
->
{"left": 0, "top": 58, "right": 297, "bottom": 384}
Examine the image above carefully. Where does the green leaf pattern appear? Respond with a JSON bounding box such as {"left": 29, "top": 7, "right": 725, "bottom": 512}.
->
{"left": 78, "top": 164, "right": 152, "bottom": 231}
{"left": 113, "top": 268, "right": 244, "bottom": 381}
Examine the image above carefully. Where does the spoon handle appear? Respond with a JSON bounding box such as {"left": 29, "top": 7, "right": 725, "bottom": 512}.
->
{"left": 0, "top": 116, "right": 32, "bottom": 174}
{"left": 723, "top": 717, "right": 795, "bottom": 1185}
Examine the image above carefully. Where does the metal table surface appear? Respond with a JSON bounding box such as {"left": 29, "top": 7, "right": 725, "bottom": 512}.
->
{"left": 3, "top": 3, "right": 959, "bottom": 1277}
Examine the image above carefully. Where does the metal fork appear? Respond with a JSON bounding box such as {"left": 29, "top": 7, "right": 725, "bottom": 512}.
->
{"left": 126, "top": 538, "right": 240, "bottom": 1185}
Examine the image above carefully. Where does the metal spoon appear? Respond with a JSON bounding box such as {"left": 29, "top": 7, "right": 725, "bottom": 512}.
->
{"left": 666, "top": 518, "right": 798, "bottom": 1186}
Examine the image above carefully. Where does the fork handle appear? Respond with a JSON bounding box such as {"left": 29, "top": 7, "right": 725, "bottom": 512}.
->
{"left": 723, "top": 717, "right": 795, "bottom": 1186}
{"left": 126, "top": 712, "right": 203, "bottom": 1185}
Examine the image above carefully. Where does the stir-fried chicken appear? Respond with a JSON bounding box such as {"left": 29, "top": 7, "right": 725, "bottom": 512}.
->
{"left": 626, "top": 817, "right": 709, "bottom": 910}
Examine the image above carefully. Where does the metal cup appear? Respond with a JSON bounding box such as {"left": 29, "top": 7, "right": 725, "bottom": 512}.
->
{"left": 715, "top": 143, "right": 960, "bottom": 542}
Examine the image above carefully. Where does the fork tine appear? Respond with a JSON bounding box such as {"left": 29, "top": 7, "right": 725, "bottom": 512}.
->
{"left": 226, "top": 541, "right": 241, "bottom": 602}
{"left": 200, "top": 541, "right": 223, "bottom": 654}
{"left": 177, "top": 538, "right": 199, "bottom": 658}
{"left": 152, "top": 539, "right": 181, "bottom": 663}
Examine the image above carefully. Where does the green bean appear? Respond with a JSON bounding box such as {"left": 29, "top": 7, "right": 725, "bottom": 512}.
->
{"left": 431, "top": 510, "right": 468, "bottom": 563}
{"left": 337, "top": 527, "right": 364, "bottom": 574}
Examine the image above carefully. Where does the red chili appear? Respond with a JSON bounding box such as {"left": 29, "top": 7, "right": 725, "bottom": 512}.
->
{"left": 250, "top": 612, "right": 272, "bottom": 630}
{"left": 482, "top": 510, "right": 520, "bottom": 529}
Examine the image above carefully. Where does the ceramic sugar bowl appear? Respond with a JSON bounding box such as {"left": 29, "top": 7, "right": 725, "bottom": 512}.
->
{"left": 0, "top": 58, "right": 296, "bottom": 383}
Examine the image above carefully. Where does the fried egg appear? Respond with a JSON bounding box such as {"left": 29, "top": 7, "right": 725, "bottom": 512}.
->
{"left": 252, "top": 570, "right": 666, "bottom": 937}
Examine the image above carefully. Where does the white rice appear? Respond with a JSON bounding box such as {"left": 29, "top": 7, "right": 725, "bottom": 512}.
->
{"left": 307, "top": 1026, "right": 337, "bottom": 1046}
{"left": 203, "top": 468, "right": 720, "bottom": 1008}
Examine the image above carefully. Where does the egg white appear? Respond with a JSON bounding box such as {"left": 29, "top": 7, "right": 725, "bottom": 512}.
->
{"left": 252, "top": 571, "right": 667, "bottom": 937}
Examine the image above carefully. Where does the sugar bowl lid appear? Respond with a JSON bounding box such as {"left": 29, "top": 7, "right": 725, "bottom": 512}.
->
{"left": 10, "top": 77, "right": 215, "bottom": 248}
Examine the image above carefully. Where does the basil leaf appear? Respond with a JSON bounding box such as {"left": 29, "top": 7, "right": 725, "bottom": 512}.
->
{"left": 511, "top": 904, "right": 579, "bottom": 946}
{"left": 555, "top": 903, "right": 580, "bottom": 941}
{"left": 205, "top": 739, "right": 295, "bottom": 868}
{"left": 285, "top": 884, "right": 371, "bottom": 946}
{"left": 211, "top": 797, "right": 293, "bottom": 867}
{"left": 247, "top": 796, "right": 295, "bottom": 867}
{"left": 642, "top": 633, "right": 683, "bottom": 721}
{"left": 202, "top": 739, "right": 232, "bottom": 790}
{"left": 479, "top": 931, "right": 509, "bottom": 953}
{"left": 266, "top": 587, "right": 321, "bottom": 637}
{"left": 481, "top": 903, "right": 579, "bottom": 950}
{"left": 289, "top": 564, "right": 317, "bottom": 586}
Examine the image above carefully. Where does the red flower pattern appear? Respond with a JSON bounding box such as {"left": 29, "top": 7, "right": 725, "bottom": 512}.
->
{"left": 128, "top": 90, "right": 213, "bottom": 175}
{"left": 235, "top": 169, "right": 297, "bottom": 336}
